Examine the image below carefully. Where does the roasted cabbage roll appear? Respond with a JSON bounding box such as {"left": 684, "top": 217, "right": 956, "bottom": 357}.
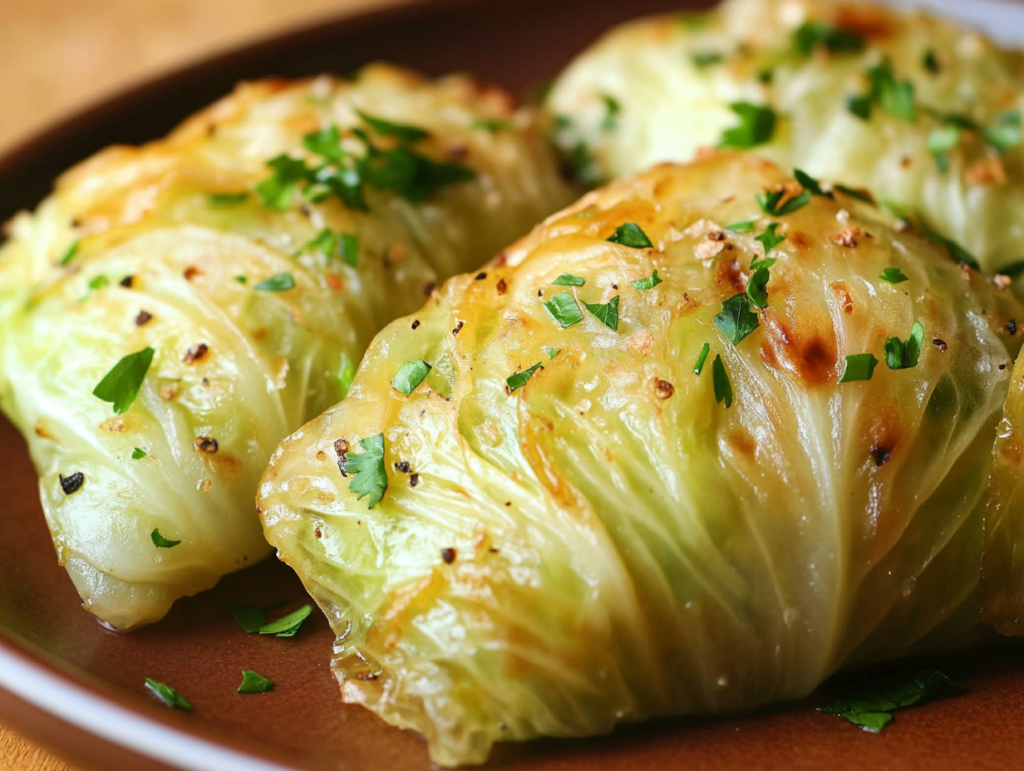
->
{"left": 0, "top": 64, "right": 574, "bottom": 630}
{"left": 258, "top": 153, "right": 1022, "bottom": 765}
{"left": 547, "top": 0, "right": 1024, "bottom": 275}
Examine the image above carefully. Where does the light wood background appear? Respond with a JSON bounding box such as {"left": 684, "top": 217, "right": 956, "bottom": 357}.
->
{"left": 0, "top": 3, "right": 403, "bottom": 769}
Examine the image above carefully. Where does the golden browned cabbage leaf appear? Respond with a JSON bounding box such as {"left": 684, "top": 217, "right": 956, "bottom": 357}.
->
{"left": 258, "top": 153, "right": 1022, "bottom": 766}
{"left": 0, "top": 64, "right": 574, "bottom": 630}
{"left": 547, "top": 0, "right": 1024, "bottom": 275}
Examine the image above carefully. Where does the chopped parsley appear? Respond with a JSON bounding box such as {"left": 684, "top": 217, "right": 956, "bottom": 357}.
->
{"left": 258, "top": 604, "right": 312, "bottom": 638}
{"left": 256, "top": 155, "right": 310, "bottom": 211}
{"left": 340, "top": 232, "right": 359, "bottom": 268}
{"left": 923, "top": 48, "right": 940, "bottom": 75}
{"left": 754, "top": 222, "right": 786, "bottom": 262}
{"left": 983, "top": 110, "right": 1023, "bottom": 153}
{"left": 230, "top": 602, "right": 286, "bottom": 634}
{"left": 756, "top": 188, "right": 811, "bottom": 216}
{"left": 631, "top": 269, "right": 663, "bottom": 291}
{"left": 238, "top": 670, "right": 275, "bottom": 694}
{"left": 545, "top": 292, "right": 584, "bottom": 328}
{"left": 850, "top": 59, "right": 916, "bottom": 123}
{"left": 839, "top": 353, "right": 879, "bottom": 383}
{"left": 338, "top": 354, "right": 356, "bottom": 398}
{"left": 692, "top": 52, "right": 725, "bottom": 68}
{"left": 718, "top": 102, "right": 777, "bottom": 149}
{"left": 793, "top": 21, "right": 865, "bottom": 56}
{"left": 567, "top": 141, "right": 600, "bottom": 184}
{"left": 471, "top": 118, "right": 514, "bottom": 132}
{"left": 339, "top": 434, "right": 388, "bottom": 509}
{"left": 600, "top": 94, "right": 621, "bottom": 132}
{"left": 607, "top": 223, "right": 653, "bottom": 249}
{"left": 819, "top": 669, "right": 965, "bottom": 732}
{"left": 59, "top": 239, "right": 80, "bottom": 266}
{"left": 927, "top": 233, "right": 980, "bottom": 270}
{"left": 254, "top": 273, "right": 295, "bottom": 292}
{"left": 726, "top": 220, "right": 756, "bottom": 233}
{"left": 87, "top": 275, "right": 110, "bottom": 291}
{"left": 880, "top": 267, "right": 909, "bottom": 284}
{"left": 885, "top": 321, "right": 925, "bottom": 370}
{"left": 927, "top": 125, "right": 960, "bottom": 172}
{"left": 208, "top": 192, "right": 250, "bottom": 207}
{"left": 793, "top": 168, "right": 828, "bottom": 197}
{"left": 392, "top": 360, "right": 432, "bottom": 394}
{"left": 546, "top": 347, "right": 561, "bottom": 360}
{"left": 356, "top": 110, "right": 430, "bottom": 144}
{"left": 151, "top": 528, "right": 180, "bottom": 548}
{"left": 552, "top": 273, "right": 586, "bottom": 286}
{"left": 507, "top": 362, "right": 543, "bottom": 392}
{"left": 746, "top": 266, "right": 770, "bottom": 309}
{"left": 145, "top": 679, "right": 192, "bottom": 710}
{"left": 131, "top": 447, "right": 147, "bottom": 459}
{"left": 583, "top": 296, "right": 620, "bottom": 331}
{"left": 694, "top": 343, "right": 711, "bottom": 375}
{"left": 304, "top": 228, "right": 337, "bottom": 257}
{"left": 996, "top": 260, "right": 1024, "bottom": 278}
{"left": 712, "top": 355, "right": 733, "bottom": 408}
{"left": 93, "top": 347, "right": 155, "bottom": 415}
{"left": 714, "top": 294, "right": 759, "bottom": 344}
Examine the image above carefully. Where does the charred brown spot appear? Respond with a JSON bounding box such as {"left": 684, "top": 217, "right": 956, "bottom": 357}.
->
{"left": 759, "top": 307, "right": 838, "bottom": 386}
{"left": 496, "top": 277, "right": 508, "bottom": 295}
{"left": 870, "top": 446, "right": 893, "bottom": 467}
{"left": 193, "top": 436, "right": 219, "bottom": 454}
{"left": 654, "top": 379, "right": 675, "bottom": 399}
{"left": 315, "top": 527, "right": 322, "bottom": 539}
{"left": 334, "top": 438, "right": 349, "bottom": 457}
{"left": 788, "top": 231, "right": 812, "bottom": 251}
{"left": 452, "top": 321, "right": 464, "bottom": 336}
{"left": 727, "top": 430, "right": 757, "bottom": 461}
{"left": 59, "top": 472, "right": 84, "bottom": 496}
{"left": 410, "top": 473, "right": 420, "bottom": 487}
{"left": 933, "top": 338, "right": 948, "bottom": 352}
{"left": 830, "top": 226, "right": 861, "bottom": 248}
{"left": 183, "top": 266, "right": 201, "bottom": 281}
{"left": 715, "top": 256, "right": 747, "bottom": 294}
{"left": 120, "top": 275, "right": 135, "bottom": 288}
{"left": 183, "top": 343, "right": 209, "bottom": 364}
{"left": 830, "top": 282, "right": 855, "bottom": 314}
{"left": 34, "top": 421, "right": 53, "bottom": 439}
{"left": 441, "top": 547, "right": 457, "bottom": 564}
{"left": 135, "top": 310, "right": 153, "bottom": 327}
{"left": 394, "top": 461, "right": 412, "bottom": 474}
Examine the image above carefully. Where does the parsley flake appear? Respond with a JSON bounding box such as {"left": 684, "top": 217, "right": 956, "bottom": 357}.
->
{"left": 840, "top": 353, "right": 879, "bottom": 383}
{"left": 59, "top": 239, "right": 80, "bottom": 266}
{"left": 880, "top": 267, "right": 909, "bottom": 284}
{"left": 546, "top": 347, "right": 561, "bottom": 360}
{"left": 996, "top": 260, "right": 1024, "bottom": 278}
{"left": 254, "top": 273, "right": 295, "bottom": 292}
{"left": 694, "top": 343, "right": 711, "bottom": 375}
{"left": 339, "top": 232, "right": 359, "bottom": 268}
{"left": 256, "top": 155, "right": 310, "bottom": 211}
{"left": 757, "top": 188, "right": 811, "bottom": 216}
{"left": 885, "top": 321, "right": 925, "bottom": 370}
{"left": 719, "top": 102, "right": 777, "bottom": 149}
{"left": 304, "top": 228, "right": 337, "bottom": 257}
{"left": 392, "top": 360, "right": 432, "bottom": 394}
{"left": 357, "top": 111, "right": 430, "bottom": 144}
{"left": 583, "top": 295, "right": 620, "bottom": 331}
{"left": 507, "top": 362, "right": 543, "bottom": 392}
{"left": 747, "top": 266, "right": 770, "bottom": 309}
{"left": 793, "top": 21, "right": 865, "bottom": 56}
{"left": 819, "top": 669, "right": 965, "bottom": 733}
{"left": 927, "top": 233, "right": 980, "bottom": 270}
{"left": 545, "top": 292, "right": 584, "bottom": 328}
{"left": 927, "top": 125, "right": 961, "bottom": 172}
{"left": 793, "top": 168, "right": 828, "bottom": 197}
{"left": 600, "top": 94, "right": 621, "bottom": 131}
{"left": 726, "top": 221, "right": 756, "bottom": 233}
{"left": 923, "top": 48, "right": 940, "bottom": 75}
{"left": 552, "top": 273, "right": 586, "bottom": 286}
{"left": 339, "top": 434, "right": 388, "bottom": 509}
{"left": 754, "top": 222, "right": 786, "bottom": 261}
{"left": 258, "top": 604, "right": 312, "bottom": 638}
{"left": 712, "top": 355, "right": 733, "bottom": 408}
{"left": 471, "top": 118, "right": 514, "bottom": 132}
{"left": 607, "top": 223, "right": 653, "bottom": 249}
{"left": 208, "top": 192, "right": 249, "bottom": 207}
{"left": 131, "top": 447, "right": 147, "bottom": 460}
{"left": 145, "top": 679, "right": 192, "bottom": 711}
{"left": 714, "top": 294, "right": 759, "bottom": 344}
{"left": 230, "top": 601, "right": 286, "bottom": 634}
{"left": 238, "top": 670, "right": 275, "bottom": 694}
{"left": 692, "top": 52, "right": 725, "bottom": 68}
{"left": 93, "top": 347, "right": 155, "bottom": 415}
{"left": 151, "top": 528, "right": 180, "bottom": 548}
{"left": 983, "top": 110, "right": 1023, "bottom": 154}
{"left": 631, "top": 269, "right": 663, "bottom": 291}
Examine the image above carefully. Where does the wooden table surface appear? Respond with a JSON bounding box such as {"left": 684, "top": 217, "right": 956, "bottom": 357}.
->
{"left": 0, "top": 3, "right": 401, "bottom": 768}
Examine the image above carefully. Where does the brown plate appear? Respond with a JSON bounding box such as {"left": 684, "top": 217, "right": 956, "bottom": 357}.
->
{"left": 3, "top": 0, "right": 1024, "bottom": 769}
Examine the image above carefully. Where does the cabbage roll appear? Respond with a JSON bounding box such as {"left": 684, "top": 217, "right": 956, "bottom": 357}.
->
{"left": 0, "top": 64, "right": 574, "bottom": 630}
{"left": 547, "top": 0, "right": 1024, "bottom": 275}
{"left": 258, "top": 153, "right": 1021, "bottom": 765}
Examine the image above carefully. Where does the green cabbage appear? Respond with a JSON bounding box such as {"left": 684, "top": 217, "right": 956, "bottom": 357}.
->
{"left": 0, "top": 64, "right": 574, "bottom": 630}
{"left": 547, "top": 0, "right": 1024, "bottom": 275}
{"left": 258, "top": 153, "right": 1022, "bottom": 765}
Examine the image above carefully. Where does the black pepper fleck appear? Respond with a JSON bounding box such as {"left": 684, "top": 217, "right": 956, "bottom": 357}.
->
{"left": 135, "top": 310, "right": 153, "bottom": 327}
{"left": 183, "top": 343, "right": 209, "bottom": 364}
{"left": 394, "top": 461, "right": 411, "bottom": 474}
{"left": 475, "top": 272, "right": 487, "bottom": 280}
{"left": 194, "top": 436, "right": 219, "bottom": 454}
{"left": 452, "top": 321, "right": 464, "bottom": 336}
{"left": 411, "top": 319, "right": 421, "bottom": 330}
{"left": 1008, "top": 319, "right": 1018, "bottom": 335}
{"left": 59, "top": 472, "right": 84, "bottom": 496}
{"left": 441, "top": 547, "right": 457, "bottom": 564}
{"left": 409, "top": 473, "right": 420, "bottom": 487}
{"left": 120, "top": 275, "right": 135, "bottom": 288}
{"left": 932, "top": 338, "right": 948, "bottom": 352}
{"left": 870, "top": 446, "right": 892, "bottom": 467}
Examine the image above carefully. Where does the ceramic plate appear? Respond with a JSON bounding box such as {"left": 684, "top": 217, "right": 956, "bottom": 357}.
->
{"left": 2, "top": 1, "right": 1024, "bottom": 769}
